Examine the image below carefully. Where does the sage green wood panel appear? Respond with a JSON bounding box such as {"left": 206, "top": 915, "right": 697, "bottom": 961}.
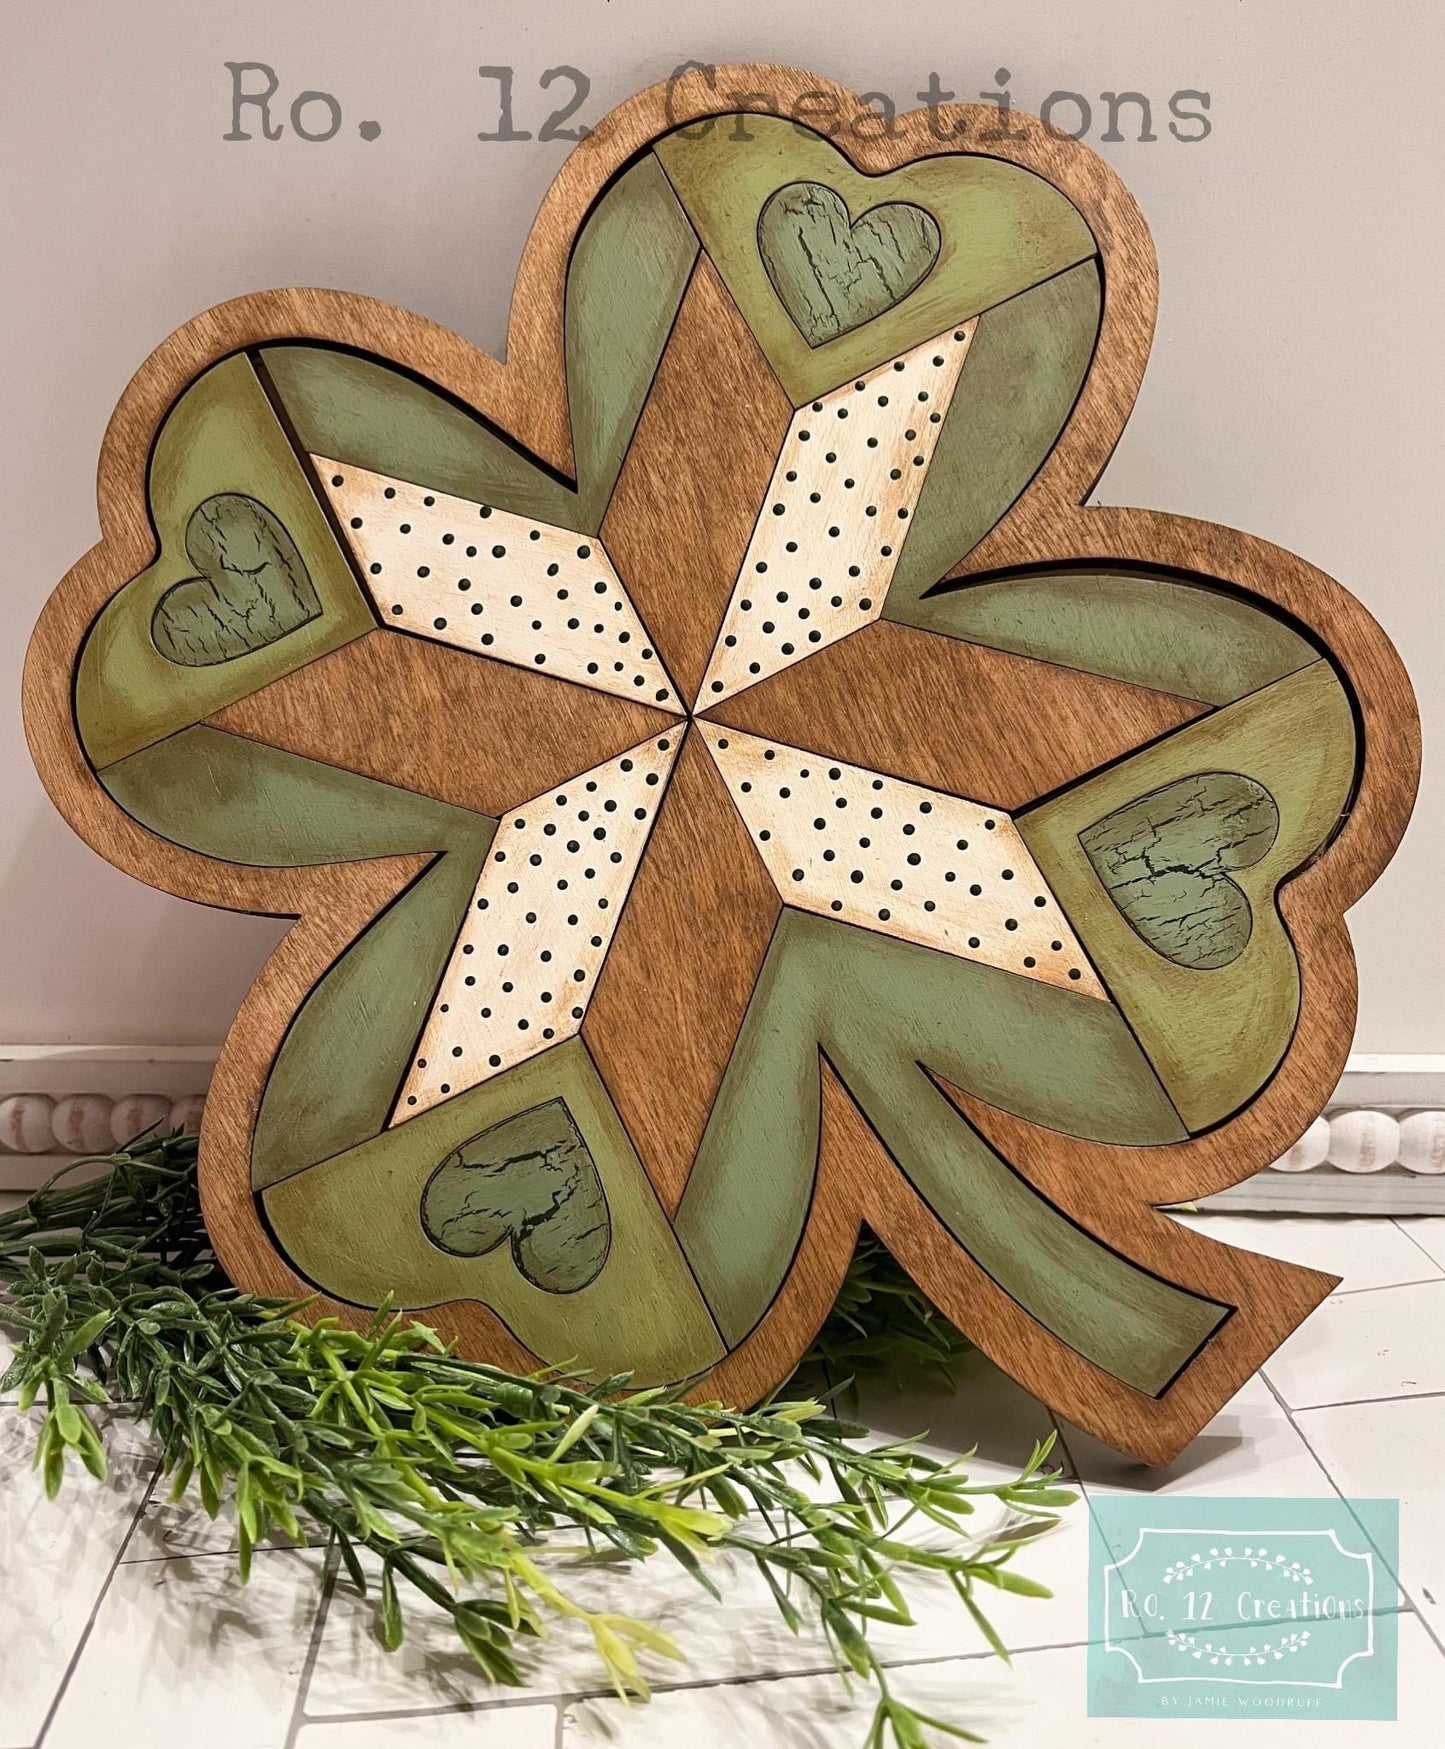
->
{"left": 674, "top": 908, "right": 1211, "bottom": 1395}
{"left": 884, "top": 264, "right": 1102, "bottom": 623}
{"left": 564, "top": 150, "right": 698, "bottom": 529}
{"left": 904, "top": 571, "right": 1319, "bottom": 702}
{"left": 1019, "top": 661, "right": 1357, "bottom": 1132}
{"left": 1080, "top": 773, "right": 1280, "bottom": 970}
{"left": 757, "top": 181, "right": 940, "bottom": 346}
{"left": 260, "top": 154, "right": 697, "bottom": 535}
{"left": 107, "top": 725, "right": 497, "bottom": 1188}
{"left": 76, "top": 355, "right": 375, "bottom": 770}
{"left": 262, "top": 1039, "right": 725, "bottom": 1385}
{"left": 101, "top": 723, "right": 492, "bottom": 870}
{"left": 654, "top": 116, "right": 1096, "bottom": 404}
{"left": 260, "top": 344, "right": 581, "bottom": 527}
{"left": 252, "top": 831, "right": 492, "bottom": 1189}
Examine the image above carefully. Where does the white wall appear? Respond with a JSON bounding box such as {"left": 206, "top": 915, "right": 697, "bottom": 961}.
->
{"left": 3, "top": 0, "right": 1437, "bottom": 1047}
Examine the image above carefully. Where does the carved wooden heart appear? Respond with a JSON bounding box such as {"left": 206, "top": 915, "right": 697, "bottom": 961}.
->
{"left": 1079, "top": 773, "right": 1281, "bottom": 970}
{"left": 758, "top": 181, "right": 940, "bottom": 346}
{"left": 151, "top": 494, "right": 321, "bottom": 667}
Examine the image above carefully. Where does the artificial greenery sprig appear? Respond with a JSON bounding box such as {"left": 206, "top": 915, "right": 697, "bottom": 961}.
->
{"left": 0, "top": 1135, "right": 1074, "bottom": 1747}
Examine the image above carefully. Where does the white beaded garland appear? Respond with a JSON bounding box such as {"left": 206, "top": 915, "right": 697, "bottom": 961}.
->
{"left": 4, "top": 1087, "right": 1445, "bottom": 1189}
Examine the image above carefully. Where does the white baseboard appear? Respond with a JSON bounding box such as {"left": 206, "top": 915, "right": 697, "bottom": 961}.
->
{"left": 2, "top": 1046, "right": 1443, "bottom": 1212}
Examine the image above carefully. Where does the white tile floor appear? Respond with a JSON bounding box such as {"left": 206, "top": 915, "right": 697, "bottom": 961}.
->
{"left": 2, "top": 1208, "right": 1443, "bottom": 1747}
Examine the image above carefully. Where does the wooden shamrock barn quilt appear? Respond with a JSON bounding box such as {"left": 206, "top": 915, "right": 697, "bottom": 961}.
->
{"left": 24, "top": 66, "right": 1420, "bottom": 1463}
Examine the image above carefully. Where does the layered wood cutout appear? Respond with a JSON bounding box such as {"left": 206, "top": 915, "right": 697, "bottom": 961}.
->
{"left": 26, "top": 66, "right": 1419, "bottom": 1467}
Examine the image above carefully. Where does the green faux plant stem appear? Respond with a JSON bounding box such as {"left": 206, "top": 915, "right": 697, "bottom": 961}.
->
{"left": 0, "top": 1134, "right": 1070, "bottom": 1749}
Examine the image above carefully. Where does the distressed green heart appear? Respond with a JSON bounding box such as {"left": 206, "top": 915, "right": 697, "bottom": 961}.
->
{"left": 151, "top": 493, "right": 321, "bottom": 667}
{"left": 1078, "top": 772, "right": 1281, "bottom": 970}
{"left": 420, "top": 1099, "right": 611, "bottom": 1293}
{"left": 758, "top": 181, "right": 941, "bottom": 347}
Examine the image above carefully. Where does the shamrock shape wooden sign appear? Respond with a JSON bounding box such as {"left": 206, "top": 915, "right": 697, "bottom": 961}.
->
{"left": 24, "top": 65, "right": 1420, "bottom": 1464}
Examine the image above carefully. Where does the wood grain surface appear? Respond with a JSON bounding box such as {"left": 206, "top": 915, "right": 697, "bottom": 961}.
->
{"left": 209, "top": 628, "right": 676, "bottom": 818}
{"left": 708, "top": 617, "right": 1208, "bottom": 810}
{"left": 584, "top": 735, "right": 782, "bottom": 1215}
{"left": 600, "top": 257, "right": 794, "bottom": 703}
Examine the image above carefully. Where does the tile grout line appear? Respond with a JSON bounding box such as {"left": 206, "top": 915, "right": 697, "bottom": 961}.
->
{"left": 1389, "top": 1215, "right": 1445, "bottom": 1276}
{"left": 1270, "top": 1384, "right": 1445, "bottom": 1414}
{"left": 1261, "top": 1368, "right": 1445, "bottom": 1664}
{"left": 1332, "top": 1274, "right": 1445, "bottom": 1297}
{"left": 284, "top": 1542, "right": 343, "bottom": 1749}
{"left": 33, "top": 1433, "right": 164, "bottom": 1747}
{"left": 305, "top": 1692, "right": 595, "bottom": 1728}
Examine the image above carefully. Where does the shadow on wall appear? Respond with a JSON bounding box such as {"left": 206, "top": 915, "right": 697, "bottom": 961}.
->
{"left": 0, "top": 798, "right": 287, "bottom": 1045}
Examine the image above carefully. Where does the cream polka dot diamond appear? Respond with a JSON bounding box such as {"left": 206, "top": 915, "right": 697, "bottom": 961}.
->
{"left": 315, "top": 459, "right": 681, "bottom": 709}
{"left": 697, "top": 321, "right": 976, "bottom": 706}
{"left": 701, "top": 724, "right": 1104, "bottom": 998}
{"left": 394, "top": 732, "right": 680, "bottom": 1120}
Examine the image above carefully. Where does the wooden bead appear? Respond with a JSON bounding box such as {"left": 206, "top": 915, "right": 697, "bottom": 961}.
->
{"left": 1398, "top": 1109, "right": 1445, "bottom": 1176}
{"left": 0, "top": 1093, "right": 56, "bottom": 1154}
{"left": 110, "top": 1093, "right": 175, "bottom": 1147}
{"left": 170, "top": 1095, "right": 206, "bottom": 1134}
{"left": 52, "top": 1093, "right": 116, "bottom": 1156}
{"left": 1273, "top": 1115, "right": 1330, "bottom": 1173}
{"left": 1326, "top": 1109, "right": 1401, "bottom": 1174}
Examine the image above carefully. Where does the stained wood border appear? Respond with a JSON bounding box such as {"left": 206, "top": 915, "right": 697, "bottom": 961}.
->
{"left": 22, "top": 64, "right": 1421, "bottom": 1464}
